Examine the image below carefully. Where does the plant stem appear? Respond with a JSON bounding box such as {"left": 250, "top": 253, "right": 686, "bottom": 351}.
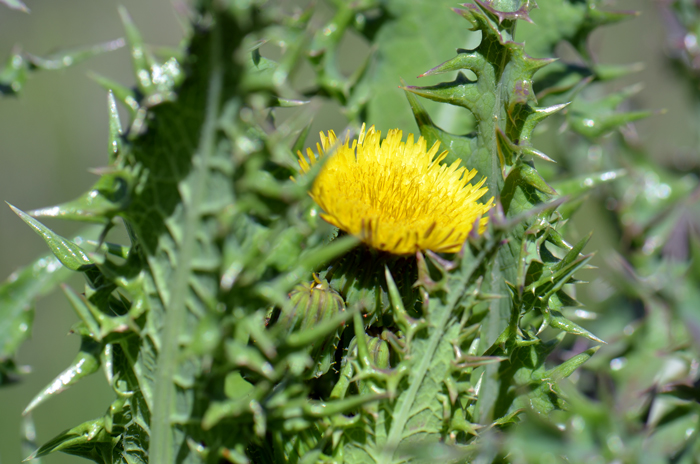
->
{"left": 149, "top": 17, "right": 223, "bottom": 462}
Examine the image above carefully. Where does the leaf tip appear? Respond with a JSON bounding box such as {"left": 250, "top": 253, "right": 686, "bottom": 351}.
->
{"left": 6, "top": 200, "right": 19, "bottom": 212}
{"left": 1, "top": 0, "right": 30, "bottom": 13}
{"left": 117, "top": 4, "right": 133, "bottom": 24}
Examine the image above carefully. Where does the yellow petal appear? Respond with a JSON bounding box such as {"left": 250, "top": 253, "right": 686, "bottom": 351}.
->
{"left": 297, "top": 125, "right": 493, "bottom": 255}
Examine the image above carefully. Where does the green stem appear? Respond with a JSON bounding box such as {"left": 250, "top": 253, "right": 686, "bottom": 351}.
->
{"left": 474, "top": 17, "right": 520, "bottom": 424}
{"left": 149, "top": 18, "right": 223, "bottom": 462}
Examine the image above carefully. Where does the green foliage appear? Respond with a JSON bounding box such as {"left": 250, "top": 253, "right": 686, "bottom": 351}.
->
{"left": 0, "top": 251, "right": 71, "bottom": 385}
{"left": 2, "top": 0, "right": 699, "bottom": 463}
{"left": 0, "top": 38, "right": 124, "bottom": 97}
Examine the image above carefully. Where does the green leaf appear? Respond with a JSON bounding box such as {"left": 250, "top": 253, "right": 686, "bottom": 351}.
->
{"left": 548, "top": 310, "right": 604, "bottom": 344}
{"left": 567, "top": 85, "right": 653, "bottom": 139}
{"left": 28, "top": 170, "right": 133, "bottom": 224}
{"left": 25, "top": 416, "right": 119, "bottom": 462}
{"left": 23, "top": 336, "right": 101, "bottom": 415}
{"left": 552, "top": 170, "right": 626, "bottom": 197}
{"left": 0, "top": 39, "right": 123, "bottom": 96}
{"left": 89, "top": 72, "right": 140, "bottom": 116}
{"left": 400, "top": 2, "right": 582, "bottom": 430}
{"left": 107, "top": 90, "right": 124, "bottom": 164}
{"left": 365, "top": 0, "right": 480, "bottom": 133}
{"left": 519, "top": 0, "right": 637, "bottom": 62}
{"left": 0, "top": 222, "right": 103, "bottom": 386}
{"left": 7, "top": 203, "right": 94, "bottom": 271}
{"left": 338, "top": 238, "right": 499, "bottom": 462}
{"left": 0, "top": 253, "right": 71, "bottom": 384}
{"left": 118, "top": 6, "right": 153, "bottom": 96}
{"left": 546, "top": 345, "right": 600, "bottom": 382}
{"left": 25, "top": 39, "right": 125, "bottom": 70}
{"left": 0, "top": 47, "right": 28, "bottom": 95}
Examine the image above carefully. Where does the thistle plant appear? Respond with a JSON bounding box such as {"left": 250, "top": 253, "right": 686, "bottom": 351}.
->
{"left": 1, "top": 0, "right": 697, "bottom": 463}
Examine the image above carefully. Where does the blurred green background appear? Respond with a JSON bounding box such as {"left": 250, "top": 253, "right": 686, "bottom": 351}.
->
{"left": 0, "top": 0, "right": 694, "bottom": 462}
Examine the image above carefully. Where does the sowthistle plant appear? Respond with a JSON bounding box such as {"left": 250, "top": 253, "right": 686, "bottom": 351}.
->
{"left": 3, "top": 0, "right": 698, "bottom": 462}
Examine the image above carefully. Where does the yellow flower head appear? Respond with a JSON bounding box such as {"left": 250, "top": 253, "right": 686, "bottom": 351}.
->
{"left": 298, "top": 124, "right": 493, "bottom": 254}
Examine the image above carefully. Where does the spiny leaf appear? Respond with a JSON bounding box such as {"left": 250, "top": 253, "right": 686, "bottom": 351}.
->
{"left": 28, "top": 170, "right": 133, "bottom": 223}
{"left": 89, "top": 72, "right": 140, "bottom": 116}
{"left": 342, "top": 237, "right": 499, "bottom": 461}
{"left": 475, "top": 0, "right": 538, "bottom": 23}
{"left": 547, "top": 345, "right": 600, "bottom": 382}
{"left": 25, "top": 416, "right": 118, "bottom": 462}
{"left": 118, "top": 6, "right": 152, "bottom": 96}
{"left": 552, "top": 170, "right": 626, "bottom": 197}
{"left": 23, "top": 337, "right": 101, "bottom": 415}
{"left": 0, "top": 46, "right": 28, "bottom": 95}
{"left": 7, "top": 203, "right": 94, "bottom": 271}
{"left": 0, "top": 252, "right": 71, "bottom": 384}
{"left": 0, "top": 39, "right": 123, "bottom": 96}
{"left": 403, "top": 87, "right": 478, "bottom": 169}
{"left": 365, "top": 0, "right": 478, "bottom": 133}
{"left": 547, "top": 310, "right": 604, "bottom": 344}
{"left": 404, "top": 2, "right": 575, "bottom": 430}
{"left": 20, "top": 414, "right": 41, "bottom": 464}
{"left": 61, "top": 285, "right": 101, "bottom": 340}
{"left": 490, "top": 332, "right": 564, "bottom": 418}
{"left": 567, "top": 84, "right": 654, "bottom": 138}
{"left": 520, "top": 0, "right": 637, "bottom": 62}
{"left": 107, "top": 90, "right": 124, "bottom": 163}
{"left": 569, "top": 109, "right": 653, "bottom": 139}
{"left": 552, "top": 232, "right": 590, "bottom": 272}
{"left": 25, "top": 39, "right": 125, "bottom": 70}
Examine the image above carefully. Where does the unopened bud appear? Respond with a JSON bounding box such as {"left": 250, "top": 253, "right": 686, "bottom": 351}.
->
{"left": 282, "top": 277, "right": 345, "bottom": 377}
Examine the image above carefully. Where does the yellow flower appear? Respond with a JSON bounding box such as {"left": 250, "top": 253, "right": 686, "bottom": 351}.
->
{"left": 298, "top": 124, "right": 493, "bottom": 254}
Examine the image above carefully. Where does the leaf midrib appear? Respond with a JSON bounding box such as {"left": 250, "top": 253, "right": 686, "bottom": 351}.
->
{"left": 149, "top": 21, "right": 224, "bottom": 463}
{"left": 383, "top": 246, "right": 487, "bottom": 460}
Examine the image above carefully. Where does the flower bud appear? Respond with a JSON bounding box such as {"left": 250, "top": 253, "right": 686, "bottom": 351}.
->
{"left": 282, "top": 277, "right": 345, "bottom": 378}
